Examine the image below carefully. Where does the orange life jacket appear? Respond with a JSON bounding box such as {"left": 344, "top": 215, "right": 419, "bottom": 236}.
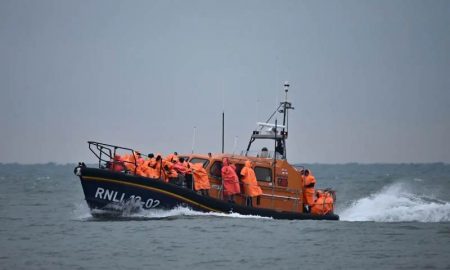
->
{"left": 191, "top": 163, "right": 211, "bottom": 191}
{"left": 311, "top": 192, "right": 334, "bottom": 215}
{"left": 110, "top": 155, "right": 125, "bottom": 172}
{"left": 303, "top": 174, "right": 316, "bottom": 206}
{"left": 240, "top": 160, "right": 263, "bottom": 197}
{"left": 144, "top": 158, "right": 158, "bottom": 179}
{"left": 221, "top": 158, "right": 240, "bottom": 195}
{"left": 162, "top": 160, "right": 177, "bottom": 181}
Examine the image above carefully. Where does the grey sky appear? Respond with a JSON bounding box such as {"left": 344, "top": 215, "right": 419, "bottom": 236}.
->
{"left": 1, "top": 0, "right": 449, "bottom": 164}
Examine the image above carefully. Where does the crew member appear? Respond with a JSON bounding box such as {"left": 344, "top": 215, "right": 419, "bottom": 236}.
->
{"left": 165, "top": 152, "right": 178, "bottom": 162}
{"left": 240, "top": 160, "right": 263, "bottom": 206}
{"left": 303, "top": 169, "right": 316, "bottom": 213}
{"left": 163, "top": 157, "right": 178, "bottom": 184}
{"left": 153, "top": 154, "right": 163, "bottom": 180}
{"left": 260, "top": 147, "right": 269, "bottom": 158}
{"left": 110, "top": 154, "right": 125, "bottom": 172}
{"left": 123, "top": 151, "right": 144, "bottom": 174}
{"left": 221, "top": 158, "right": 240, "bottom": 203}
{"left": 311, "top": 190, "right": 334, "bottom": 215}
{"left": 143, "top": 153, "right": 158, "bottom": 179}
{"left": 173, "top": 157, "right": 188, "bottom": 186}
{"left": 183, "top": 159, "right": 194, "bottom": 190}
{"left": 191, "top": 163, "right": 211, "bottom": 196}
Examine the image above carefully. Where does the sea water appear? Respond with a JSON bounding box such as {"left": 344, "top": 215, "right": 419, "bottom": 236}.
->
{"left": 0, "top": 163, "right": 449, "bottom": 269}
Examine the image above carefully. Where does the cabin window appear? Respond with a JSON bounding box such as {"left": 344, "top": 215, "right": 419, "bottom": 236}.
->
{"left": 189, "top": 158, "right": 210, "bottom": 168}
{"left": 255, "top": 167, "right": 272, "bottom": 182}
{"left": 235, "top": 164, "right": 244, "bottom": 179}
{"left": 209, "top": 161, "right": 222, "bottom": 178}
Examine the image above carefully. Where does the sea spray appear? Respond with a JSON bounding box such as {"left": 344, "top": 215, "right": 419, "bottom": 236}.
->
{"left": 128, "top": 206, "right": 272, "bottom": 220}
{"left": 340, "top": 182, "right": 450, "bottom": 222}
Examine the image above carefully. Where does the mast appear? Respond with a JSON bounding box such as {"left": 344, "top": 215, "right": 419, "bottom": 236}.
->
{"left": 279, "top": 81, "right": 294, "bottom": 158}
{"left": 222, "top": 111, "right": 225, "bottom": 153}
{"left": 245, "top": 82, "right": 294, "bottom": 159}
{"left": 282, "top": 82, "right": 289, "bottom": 129}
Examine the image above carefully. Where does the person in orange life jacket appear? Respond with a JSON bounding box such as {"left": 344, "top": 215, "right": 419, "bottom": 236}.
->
{"left": 135, "top": 152, "right": 149, "bottom": 177}
{"left": 165, "top": 152, "right": 178, "bottom": 163}
{"left": 121, "top": 153, "right": 134, "bottom": 172}
{"left": 123, "top": 151, "right": 144, "bottom": 174}
{"left": 184, "top": 161, "right": 194, "bottom": 190}
{"left": 143, "top": 153, "right": 158, "bottom": 179}
{"left": 303, "top": 169, "right": 316, "bottom": 213}
{"left": 221, "top": 158, "right": 241, "bottom": 204}
{"left": 191, "top": 163, "right": 211, "bottom": 196}
{"left": 181, "top": 157, "right": 192, "bottom": 188}
{"left": 153, "top": 154, "right": 163, "bottom": 180}
{"left": 240, "top": 160, "right": 263, "bottom": 206}
{"left": 110, "top": 154, "right": 125, "bottom": 172}
{"left": 163, "top": 158, "right": 178, "bottom": 184}
{"left": 325, "top": 191, "right": 334, "bottom": 214}
{"left": 172, "top": 157, "right": 188, "bottom": 186}
{"left": 311, "top": 190, "right": 334, "bottom": 215}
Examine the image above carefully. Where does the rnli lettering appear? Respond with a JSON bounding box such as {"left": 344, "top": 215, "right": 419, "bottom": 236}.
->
{"left": 94, "top": 187, "right": 160, "bottom": 209}
{"left": 145, "top": 198, "right": 160, "bottom": 208}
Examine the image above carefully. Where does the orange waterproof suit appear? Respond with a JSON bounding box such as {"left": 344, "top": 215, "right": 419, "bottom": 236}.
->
{"left": 152, "top": 158, "right": 164, "bottom": 179}
{"left": 165, "top": 153, "right": 177, "bottom": 162}
{"left": 110, "top": 155, "right": 125, "bottom": 172}
{"left": 136, "top": 157, "right": 150, "bottom": 177}
{"left": 311, "top": 191, "right": 334, "bottom": 215}
{"left": 162, "top": 160, "right": 177, "bottom": 182}
{"left": 123, "top": 152, "right": 144, "bottom": 173}
{"left": 303, "top": 172, "right": 316, "bottom": 207}
{"left": 144, "top": 158, "right": 159, "bottom": 179}
{"left": 221, "top": 158, "right": 240, "bottom": 196}
{"left": 191, "top": 163, "right": 211, "bottom": 191}
{"left": 240, "top": 160, "right": 263, "bottom": 197}
{"left": 173, "top": 162, "right": 188, "bottom": 175}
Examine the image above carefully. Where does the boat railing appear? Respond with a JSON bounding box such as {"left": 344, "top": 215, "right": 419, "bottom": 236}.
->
{"left": 241, "top": 150, "right": 280, "bottom": 159}
{"left": 88, "top": 141, "right": 138, "bottom": 174}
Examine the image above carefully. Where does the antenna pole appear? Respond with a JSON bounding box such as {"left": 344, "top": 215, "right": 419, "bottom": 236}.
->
{"left": 282, "top": 82, "right": 289, "bottom": 128}
{"left": 222, "top": 111, "right": 225, "bottom": 153}
{"left": 191, "top": 126, "right": 196, "bottom": 154}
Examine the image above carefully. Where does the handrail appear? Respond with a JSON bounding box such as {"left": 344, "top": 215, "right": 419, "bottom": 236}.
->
{"left": 87, "top": 141, "right": 139, "bottom": 174}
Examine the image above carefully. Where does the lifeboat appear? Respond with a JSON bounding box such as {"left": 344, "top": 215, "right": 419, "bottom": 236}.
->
{"left": 74, "top": 83, "right": 339, "bottom": 220}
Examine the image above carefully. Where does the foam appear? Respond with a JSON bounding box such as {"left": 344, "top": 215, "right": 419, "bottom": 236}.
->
{"left": 339, "top": 182, "right": 450, "bottom": 222}
{"left": 72, "top": 201, "right": 93, "bottom": 220}
{"left": 74, "top": 201, "right": 271, "bottom": 221}
{"left": 131, "top": 206, "right": 271, "bottom": 220}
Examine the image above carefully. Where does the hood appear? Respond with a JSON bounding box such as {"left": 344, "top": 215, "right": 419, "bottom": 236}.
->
{"left": 245, "top": 160, "right": 252, "bottom": 168}
{"left": 223, "top": 158, "right": 229, "bottom": 166}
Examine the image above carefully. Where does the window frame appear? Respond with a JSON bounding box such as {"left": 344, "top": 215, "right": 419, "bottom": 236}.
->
{"left": 209, "top": 161, "right": 222, "bottom": 179}
{"left": 254, "top": 166, "right": 273, "bottom": 182}
{"left": 188, "top": 158, "right": 210, "bottom": 168}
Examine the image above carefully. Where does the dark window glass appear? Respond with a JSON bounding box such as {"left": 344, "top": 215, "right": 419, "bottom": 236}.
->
{"left": 235, "top": 164, "right": 244, "bottom": 179}
{"left": 189, "top": 158, "right": 210, "bottom": 168}
{"left": 255, "top": 167, "right": 272, "bottom": 182}
{"left": 210, "top": 161, "right": 222, "bottom": 178}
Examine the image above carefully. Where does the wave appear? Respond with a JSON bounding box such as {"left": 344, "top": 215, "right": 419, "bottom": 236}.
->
{"left": 129, "top": 206, "right": 272, "bottom": 220}
{"left": 74, "top": 202, "right": 270, "bottom": 221}
{"left": 339, "top": 182, "right": 450, "bottom": 222}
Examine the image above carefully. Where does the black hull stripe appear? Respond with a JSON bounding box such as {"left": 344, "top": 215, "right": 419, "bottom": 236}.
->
{"left": 83, "top": 176, "right": 222, "bottom": 213}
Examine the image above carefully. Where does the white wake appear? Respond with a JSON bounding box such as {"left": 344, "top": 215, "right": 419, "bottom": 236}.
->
{"left": 132, "top": 206, "right": 271, "bottom": 220}
{"left": 73, "top": 202, "right": 270, "bottom": 221}
{"left": 340, "top": 182, "right": 450, "bottom": 222}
